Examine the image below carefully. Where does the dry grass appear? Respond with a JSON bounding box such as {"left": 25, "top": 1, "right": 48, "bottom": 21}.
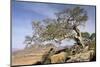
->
{"left": 12, "top": 47, "right": 50, "bottom": 66}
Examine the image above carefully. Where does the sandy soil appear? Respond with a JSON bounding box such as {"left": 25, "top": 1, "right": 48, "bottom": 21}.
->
{"left": 12, "top": 48, "right": 49, "bottom": 66}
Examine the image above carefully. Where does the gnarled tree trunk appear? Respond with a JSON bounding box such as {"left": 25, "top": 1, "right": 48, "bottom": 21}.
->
{"left": 73, "top": 26, "right": 84, "bottom": 48}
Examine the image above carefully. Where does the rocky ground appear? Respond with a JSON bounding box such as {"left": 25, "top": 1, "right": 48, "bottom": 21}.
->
{"left": 12, "top": 44, "right": 96, "bottom": 66}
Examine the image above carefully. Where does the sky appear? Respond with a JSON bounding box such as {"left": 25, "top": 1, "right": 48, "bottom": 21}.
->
{"left": 12, "top": 0, "right": 96, "bottom": 50}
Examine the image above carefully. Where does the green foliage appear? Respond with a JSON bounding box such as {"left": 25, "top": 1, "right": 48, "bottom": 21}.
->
{"left": 32, "top": 20, "right": 46, "bottom": 37}
{"left": 71, "top": 7, "right": 88, "bottom": 22}
{"left": 81, "top": 32, "right": 90, "bottom": 39}
{"left": 41, "top": 22, "right": 67, "bottom": 40}
{"left": 41, "top": 7, "right": 88, "bottom": 40}
{"left": 24, "top": 7, "right": 88, "bottom": 46}
{"left": 81, "top": 32, "right": 96, "bottom": 50}
{"left": 24, "top": 36, "right": 32, "bottom": 43}
{"left": 56, "top": 7, "right": 88, "bottom": 27}
{"left": 90, "top": 33, "right": 96, "bottom": 40}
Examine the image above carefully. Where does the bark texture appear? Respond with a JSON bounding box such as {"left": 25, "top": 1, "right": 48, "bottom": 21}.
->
{"left": 73, "top": 26, "right": 84, "bottom": 48}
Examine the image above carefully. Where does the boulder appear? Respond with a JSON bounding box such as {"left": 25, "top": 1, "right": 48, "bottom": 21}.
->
{"left": 50, "top": 52, "right": 68, "bottom": 63}
{"left": 66, "top": 50, "right": 95, "bottom": 62}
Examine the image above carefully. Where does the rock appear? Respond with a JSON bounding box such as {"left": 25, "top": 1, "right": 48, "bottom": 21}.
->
{"left": 82, "top": 46, "right": 89, "bottom": 52}
{"left": 66, "top": 50, "right": 95, "bottom": 62}
{"left": 50, "top": 52, "right": 67, "bottom": 63}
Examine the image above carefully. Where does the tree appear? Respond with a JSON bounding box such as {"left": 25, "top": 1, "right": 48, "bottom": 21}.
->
{"left": 42, "top": 7, "right": 88, "bottom": 48}
{"left": 25, "top": 7, "right": 88, "bottom": 48}
{"left": 24, "top": 36, "right": 32, "bottom": 48}
{"left": 81, "top": 32, "right": 91, "bottom": 45}
{"left": 81, "top": 32, "right": 90, "bottom": 38}
{"left": 90, "top": 33, "right": 95, "bottom": 40}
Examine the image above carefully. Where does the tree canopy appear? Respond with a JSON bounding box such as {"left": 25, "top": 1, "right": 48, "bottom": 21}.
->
{"left": 24, "top": 7, "right": 88, "bottom": 48}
